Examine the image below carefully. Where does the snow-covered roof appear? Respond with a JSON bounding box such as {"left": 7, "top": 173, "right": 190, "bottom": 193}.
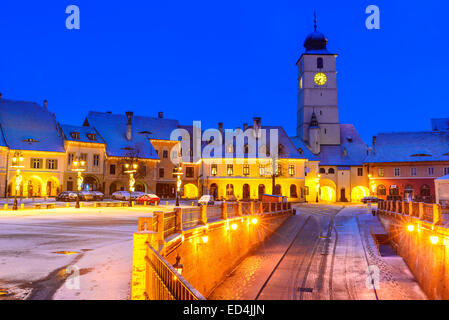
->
{"left": 436, "top": 174, "right": 449, "bottom": 181}
{"left": 61, "top": 124, "right": 105, "bottom": 144}
{"left": 0, "top": 99, "right": 65, "bottom": 152}
{"left": 199, "top": 125, "right": 307, "bottom": 160}
{"left": 317, "top": 124, "right": 368, "bottom": 166}
{"left": 85, "top": 111, "right": 176, "bottom": 159}
{"left": 366, "top": 131, "right": 449, "bottom": 163}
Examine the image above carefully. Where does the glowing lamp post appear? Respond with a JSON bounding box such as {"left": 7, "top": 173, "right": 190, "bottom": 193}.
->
{"left": 368, "top": 174, "right": 376, "bottom": 196}
{"left": 173, "top": 165, "right": 183, "bottom": 207}
{"left": 72, "top": 158, "right": 86, "bottom": 208}
{"left": 315, "top": 174, "right": 321, "bottom": 203}
{"left": 172, "top": 254, "right": 183, "bottom": 280}
{"left": 124, "top": 162, "right": 138, "bottom": 207}
{"left": 11, "top": 151, "right": 24, "bottom": 210}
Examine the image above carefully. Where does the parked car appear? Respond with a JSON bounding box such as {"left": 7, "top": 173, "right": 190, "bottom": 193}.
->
{"left": 361, "top": 196, "right": 383, "bottom": 204}
{"left": 79, "top": 190, "right": 95, "bottom": 201}
{"left": 111, "top": 191, "right": 145, "bottom": 200}
{"left": 56, "top": 191, "right": 78, "bottom": 202}
{"left": 91, "top": 191, "right": 104, "bottom": 201}
{"left": 111, "top": 191, "right": 129, "bottom": 200}
{"left": 136, "top": 194, "right": 160, "bottom": 205}
{"left": 198, "top": 195, "right": 214, "bottom": 206}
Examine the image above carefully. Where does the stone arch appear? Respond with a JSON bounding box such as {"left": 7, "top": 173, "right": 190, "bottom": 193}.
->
{"left": 183, "top": 183, "right": 198, "bottom": 198}
{"left": 135, "top": 181, "right": 148, "bottom": 193}
{"left": 242, "top": 184, "right": 250, "bottom": 200}
{"left": 83, "top": 175, "right": 100, "bottom": 191}
{"left": 320, "top": 179, "right": 337, "bottom": 202}
{"left": 46, "top": 177, "right": 61, "bottom": 197}
{"left": 290, "top": 184, "right": 298, "bottom": 198}
{"left": 109, "top": 180, "right": 125, "bottom": 195}
{"left": 209, "top": 183, "right": 218, "bottom": 199}
{"left": 27, "top": 176, "right": 43, "bottom": 198}
{"left": 351, "top": 186, "right": 369, "bottom": 202}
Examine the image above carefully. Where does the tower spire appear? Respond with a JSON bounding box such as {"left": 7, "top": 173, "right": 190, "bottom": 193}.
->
{"left": 314, "top": 11, "right": 317, "bottom": 31}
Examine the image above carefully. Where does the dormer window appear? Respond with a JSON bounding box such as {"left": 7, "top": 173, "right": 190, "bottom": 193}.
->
{"left": 87, "top": 133, "right": 97, "bottom": 141}
{"left": 70, "top": 132, "right": 80, "bottom": 140}
{"left": 23, "top": 137, "right": 38, "bottom": 143}
{"left": 346, "top": 136, "right": 353, "bottom": 142}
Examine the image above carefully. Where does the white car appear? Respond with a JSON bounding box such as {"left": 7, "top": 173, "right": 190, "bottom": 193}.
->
{"left": 111, "top": 191, "right": 145, "bottom": 200}
{"left": 198, "top": 195, "right": 214, "bottom": 206}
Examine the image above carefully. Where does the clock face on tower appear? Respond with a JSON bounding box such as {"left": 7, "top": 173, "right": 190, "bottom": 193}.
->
{"left": 314, "top": 72, "right": 327, "bottom": 86}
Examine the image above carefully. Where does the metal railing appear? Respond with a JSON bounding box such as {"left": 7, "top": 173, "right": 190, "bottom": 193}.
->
{"left": 377, "top": 200, "right": 445, "bottom": 225}
{"left": 145, "top": 244, "right": 205, "bottom": 300}
{"left": 182, "top": 207, "right": 201, "bottom": 229}
{"left": 226, "top": 202, "right": 237, "bottom": 218}
{"left": 206, "top": 205, "right": 222, "bottom": 222}
{"left": 164, "top": 211, "right": 176, "bottom": 238}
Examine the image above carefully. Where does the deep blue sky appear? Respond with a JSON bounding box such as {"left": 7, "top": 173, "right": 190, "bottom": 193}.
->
{"left": 0, "top": 0, "right": 447, "bottom": 144}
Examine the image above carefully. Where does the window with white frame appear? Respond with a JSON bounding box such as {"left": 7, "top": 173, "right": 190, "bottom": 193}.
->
{"left": 378, "top": 168, "right": 384, "bottom": 177}
{"left": 93, "top": 154, "right": 100, "bottom": 167}
{"left": 428, "top": 167, "right": 434, "bottom": 176}
{"left": 444, "top": 167, "right": 449, "bottom": 175}
{"left": 394, "top": 168, "right": 401, "bottom": 176}
{"left": 410, "top": 167, "right": 417, "bottom": 176}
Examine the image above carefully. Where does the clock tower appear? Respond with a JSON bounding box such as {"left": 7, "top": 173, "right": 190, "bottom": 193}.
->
{"left": 297, "top": 19, "right": 340, "bottom": 149}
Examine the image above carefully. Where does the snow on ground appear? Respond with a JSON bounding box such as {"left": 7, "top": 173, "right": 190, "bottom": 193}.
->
{"left": 0, "top": 206, "right": 169, "bottom": 300}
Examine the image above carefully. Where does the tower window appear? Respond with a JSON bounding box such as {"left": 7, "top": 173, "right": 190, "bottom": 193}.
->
{"left": 317, "top": 57, "right": 323, "bottom": 69}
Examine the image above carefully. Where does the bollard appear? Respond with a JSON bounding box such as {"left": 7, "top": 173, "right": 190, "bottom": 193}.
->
{"left": 221, "top": 202, "right": 228, "bottom": 220}
{"left": 4, "top": 203, "right": 8, "bottom": 210}
{"left": 79, "top": 202, "right": 83, "bottom": 208}
{"left": 20, "top": 203, "right": 24, "bottom": 210}
{"left": 192, "top": 201, "right": 194, "bottom": 207}
{"left": 433, "top": 204, "right": 442, "bottom": 225}
{"left": 166, "top": 201, "right": 168, "bottom": 206}
{"left": 66, "top": 202, "right": 70, "bottom": 208}
{"left": 250, "top": 202, "right": 254, "bottom": 215}
{"left": 174, "top": 207, "right": 183, "bottom": 233}
{"left": 200, "top": 205, "right": 207, "bottom": 225}
{"left": 418, "top": 202, "right": 424, "bottom": 220}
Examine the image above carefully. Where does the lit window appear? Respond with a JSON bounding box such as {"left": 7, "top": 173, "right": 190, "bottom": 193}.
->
{"left": 259, "top": 165, "right": 265, "bottom": 176}
{"left": 31, "top": 158, "right": 42, "bottom": 169}
{"left": 288, "top": 165, "right": 295, "bottom": 176}
{"left": 87, "top": 133, "right": 96, "bottom": 141}
{"left": 47, "top": 159, "right": 58, "bottom": 170}
{"left": 186, "top": 167, "right": 194, "bottom": 178}
{"left": 243, "top": 164, "right": 250, "bottom": 176}
{"left": 276, "top": 164, "right": 282, "bottom": 177}
{"left": 299, "top": 76, "right": 303, "bottom": 89}
{"left": 227, "top": 164, "right": 234, "bottom": 176}
{"left": 93, "top": 154, "right": 100, "bottom": 167}
{"left": 226, "top": 144, "right": 234, "bottom": 153}
{"left": 70, "top": 132, "right": 80, "bottom": 140}
{"left": 68, "top": 153, "right": 74, "bottom": 165}
{"left": 211, "top": 164, "right": 218, "bottom": 176}
{"left": 378, "top": 168, "right": 384, "bottom": 177}
{"left": 394, "top": 168, "right": 401, "bottom": 176}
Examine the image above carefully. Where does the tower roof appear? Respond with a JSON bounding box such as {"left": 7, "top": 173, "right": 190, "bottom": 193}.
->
{"left": 302, "top": 12, "right": 332, "bottom": 55}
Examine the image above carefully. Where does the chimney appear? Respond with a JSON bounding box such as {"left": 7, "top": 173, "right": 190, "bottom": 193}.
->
{"left": 44, "top": 100, "right": 48, "bottom": 109}
{"left": 158, "top": 112, "right": 163, "bottom": 119}
{"left": 253, "top": 117, "right": 261, "bottom": 137}
{"left": 106, "top": 111, "right": 112, "bottom": 114}
{"left": 243, "top": 123, "right": 248, "bottom": 131}
{"left": 126, "top": 111, "right": 133, "bottom": 141}
{"left": 218, "top": 122, "right": 223, "bottom": 137}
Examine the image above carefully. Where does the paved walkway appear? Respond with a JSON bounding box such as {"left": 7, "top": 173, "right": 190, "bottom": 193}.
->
{"left": 209, "top": 204, "right": 426, "bottom": 300}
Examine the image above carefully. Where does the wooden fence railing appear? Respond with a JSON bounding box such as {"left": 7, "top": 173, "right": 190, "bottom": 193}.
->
{"left": 377, "top": 200, "right": 444, "bottom": 225}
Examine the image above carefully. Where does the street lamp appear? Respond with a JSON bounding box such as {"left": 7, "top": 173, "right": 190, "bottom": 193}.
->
{"left": 368, "top": 174, "right": 376, "bottom": 196}
{"left": 72, "top": 157, "right": 86, "bottom": 208}
{"left": 11, "top": 151, "right": 24, "bottom": 210}
{"left": 315, "top": 174, "right": 321, "bottom": 203}
{"left": 173, "top": 165, "right": 183, "bottom": 207}
{"left": 124, "top": 162, "right": 138, "bottom": 207}
{"left": 172, "top": 254, "right": 183, "bottom": 280}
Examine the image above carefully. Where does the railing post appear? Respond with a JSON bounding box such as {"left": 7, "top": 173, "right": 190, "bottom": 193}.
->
{"left": 250, "top": 202, "right": 254, "bottom": 215}
{"left": 259, "top": 202, "right": 263, "bottom": 214}
{"left": 221, "top": 201, "right": 228, "bottom": 220}
{"left": 131, "top": 231, "right": 151, "bottom": 300}
{"left": 418, "top": 202, "right": 425, "bottom": 220}
{"left": 174, "top": 207, "right": 183, "bottom": 233}
{"left": 270, "top": 202, "right": 275, "bottom": 213}
{"left": 201, "top": 205, "right": 207, "bottom": 225}
{"left": 433, "top": 203, "right": 442, "bottom": 225}
{"left": 155, "top": 211, "right": 165, "bottom": 242}
{"left": 408, "top": 202, "right": 413, "bottom": 216}
{"left": 237, "top": 202, "right": 242, "bottom": 216}
{"left": 396, "top": 200, "right": 401, "bottom": 213}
